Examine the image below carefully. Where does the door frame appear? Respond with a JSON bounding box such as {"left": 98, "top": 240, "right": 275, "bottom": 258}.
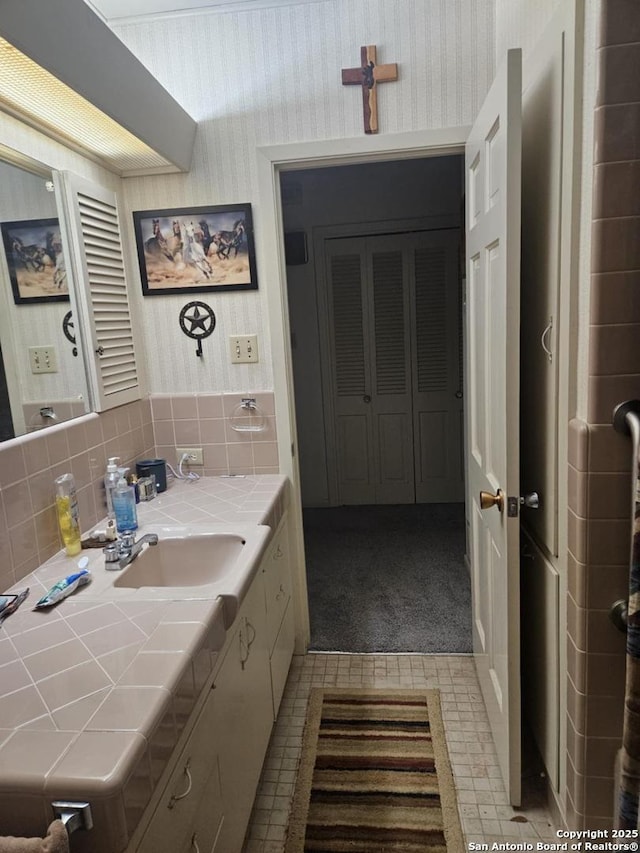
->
{"left": 256, "top": 127, "right": 469, "bottom": 649}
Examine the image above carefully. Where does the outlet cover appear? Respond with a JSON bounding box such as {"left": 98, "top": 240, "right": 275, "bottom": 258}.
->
{"left": 176, "top": 447, "right": 204, "bottom": 466}
{"left": 29, "top": 346, "right": 58, "bottom": 374}
{"left": 229, "top": 335, "right": 259, "bottom": 363}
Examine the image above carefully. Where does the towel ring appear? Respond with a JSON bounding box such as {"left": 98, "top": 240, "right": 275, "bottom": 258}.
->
{"left": 230, "top": 397, "right": 266, "bottom": 432}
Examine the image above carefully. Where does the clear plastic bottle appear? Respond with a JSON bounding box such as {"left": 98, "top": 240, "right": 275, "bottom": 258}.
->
{"left": 104, "top": 456, "right": 120, "bottom": 519}
{"left": 112, "top": 468, "right": 138, "bottom": 533}
{"left": 55, "top": 473, "right": 82, "bottom": 556}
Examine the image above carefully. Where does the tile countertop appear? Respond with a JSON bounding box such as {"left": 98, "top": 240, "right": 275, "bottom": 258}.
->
{"left": 0, "top": 474, "right": 288, "bottom": 839}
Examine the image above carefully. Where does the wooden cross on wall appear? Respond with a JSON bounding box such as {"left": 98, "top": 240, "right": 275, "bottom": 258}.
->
{"left": 342, "top": 45, "right": 398, "bottom": 134}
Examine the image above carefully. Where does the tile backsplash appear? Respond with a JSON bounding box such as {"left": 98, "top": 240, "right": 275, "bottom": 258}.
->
{"left": 150, "top": 392, "right": 279, "bottom": 477}
{"left": 0, "top": 392, "right": 279, "bottom": 593}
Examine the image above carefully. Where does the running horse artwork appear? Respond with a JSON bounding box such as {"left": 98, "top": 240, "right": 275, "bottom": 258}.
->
{"left": 144, "top": 219, "right": 174, "bottom": 263}
{"left": 1, "top": 217, "right": 70, "bottom": 304}
{"left": 182, "top": 221, "right": 213, "bottom": 279}
{"left": 210, "top": 219, "right": 246, "bottom": 260}
{"left": 11, "top": 235, "right": 46, "bottom": 273}
{"left": 133, "top": 203, "right": 258, "bottom": 295}
{"left": 45, "top": 231, "right": 67, "bottom": 289}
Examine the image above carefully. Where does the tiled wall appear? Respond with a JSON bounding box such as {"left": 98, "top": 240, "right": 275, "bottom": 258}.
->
{"left": 0, "top": 392, "right": 279, "bottom": 595}
{"left": 150, "top": 392, "right": 279, "bottom": 477}
{"left": 0, "top": 400, "right": 155, "bottom": 596}
{"left": 565, "top": 0, "right": 640, "bottom": 828}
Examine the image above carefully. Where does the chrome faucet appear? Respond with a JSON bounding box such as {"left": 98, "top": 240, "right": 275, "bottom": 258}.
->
{"left": 104, "top": 532, "right": 158, "bottom": 570}
{"left": 118, "top": 533, "right": 159, "bottom": 569}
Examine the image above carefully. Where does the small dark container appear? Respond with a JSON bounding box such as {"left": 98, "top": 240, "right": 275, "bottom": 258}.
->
{"left": 136, "top": 458, "right": 167, "bottom": 493}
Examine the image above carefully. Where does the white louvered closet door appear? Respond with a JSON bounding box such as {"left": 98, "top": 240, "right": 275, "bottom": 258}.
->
{"left": 369, "top": 237, "right": 414, "bottom": 503}
{"left": 55, "top": 172, "right": 140, "bottom": 412}
{"left": 410, "top": 230, "right": 464, "bottom": 502}
{"left": 325, "top": 238, "right": 376, "bottom": 505}
{"left": 324, "top": 230, "right": 462, "bottom": 506}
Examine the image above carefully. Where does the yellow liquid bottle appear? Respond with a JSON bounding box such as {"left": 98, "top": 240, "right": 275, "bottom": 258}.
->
{"left": 55, "top": 474, "right": 82, "bottom": 556}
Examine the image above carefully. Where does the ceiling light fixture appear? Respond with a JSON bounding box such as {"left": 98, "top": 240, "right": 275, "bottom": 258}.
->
{"left": 0, "top": 0, "right": 197, "bottom": 176}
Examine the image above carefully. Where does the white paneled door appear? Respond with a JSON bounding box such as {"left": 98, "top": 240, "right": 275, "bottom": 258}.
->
{"left": 466, "top": 49, "right": 522, "bottom": 805}
{"left": 323, "top": 231, "right": 463, "bottom": 506}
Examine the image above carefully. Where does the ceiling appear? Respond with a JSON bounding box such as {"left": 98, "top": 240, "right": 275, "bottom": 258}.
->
{"left": 86, "top": 0, "right": 321, "bottom": 23}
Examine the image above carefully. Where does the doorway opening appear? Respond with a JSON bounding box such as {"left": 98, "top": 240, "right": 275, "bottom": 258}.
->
{"left": 280, "top": 155, "right": 470, "bottom": 653}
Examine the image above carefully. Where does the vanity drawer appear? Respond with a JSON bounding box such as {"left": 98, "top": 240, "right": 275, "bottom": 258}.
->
{"left": 263, "top": 523, "right": 291, "bottom": 654}
{"left": 137, "top": 691, "right": 219, "bottom": 853}
{"left": 178, "top": 760, "right": 224, "bottom": 853}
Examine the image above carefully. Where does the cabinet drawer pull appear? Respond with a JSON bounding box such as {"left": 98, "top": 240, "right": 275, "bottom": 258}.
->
{"left": 273, "top": 545, "right": 283, "bottom": 561}
{"left": 240, "top": 619, "right": 257, "bottom": 671}
{"left": 246, "top": 619, "right": 256, "bottom": 650}
{"left": 239, "top": 629, "right": 249, "bottom": 670}
{"left": 275, "top": 583, "right": 286, "bottom": 601}
{"left": 168, "top": 759, "right": 192, "bottom": 809}
{"left": 191, "top": 833, "right": 200, "bottom": 853}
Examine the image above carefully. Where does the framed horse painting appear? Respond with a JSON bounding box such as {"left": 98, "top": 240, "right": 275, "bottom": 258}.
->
{"left": 0, "top": 218, "right": 69, "bottom": 305}
{"left": 133, "top": 203, "right": 258, "bottom": 295}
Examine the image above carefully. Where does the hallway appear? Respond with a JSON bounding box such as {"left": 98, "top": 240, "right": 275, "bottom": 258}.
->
{"left": 304, "top": 504, "right": 471, "bottom": 653}
{"left": 244, "top": 653, "right": 557, "bottom": 851}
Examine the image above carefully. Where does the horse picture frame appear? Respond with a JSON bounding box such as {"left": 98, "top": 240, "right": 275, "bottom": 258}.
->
{"left": 133, "top": 203, "right": 258, "bottom": 296}
{"left": 0, "top": 218, "right": 69, "bottom": 305}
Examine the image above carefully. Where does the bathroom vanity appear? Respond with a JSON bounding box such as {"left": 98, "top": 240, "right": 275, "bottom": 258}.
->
{"left": 0, "top": 475, "right": 294, "bottom": 853}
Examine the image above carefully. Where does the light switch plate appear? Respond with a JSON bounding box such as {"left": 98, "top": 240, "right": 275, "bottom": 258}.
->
{"left": 29, "top": 346, "right": 58, "bottom": 374}
{"left": 229, "top": 335, "right": 259, "bottom": 363}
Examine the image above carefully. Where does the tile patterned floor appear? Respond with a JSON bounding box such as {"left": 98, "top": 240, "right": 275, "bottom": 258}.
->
{"left": 243, "top": 653, "right": 557, "bottom": 852}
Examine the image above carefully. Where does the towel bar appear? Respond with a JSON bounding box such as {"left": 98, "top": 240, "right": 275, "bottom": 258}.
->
{"left": 611, "top": 399, "right": 640, "bottom": 829}
{"left": 51, "top": 801, "right": 93, "bottom": 834}
{"left": 610, "top": 399, "right": 640, "bottom": 628}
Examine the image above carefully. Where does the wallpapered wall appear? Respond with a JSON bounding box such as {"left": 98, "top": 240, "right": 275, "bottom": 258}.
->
{"left": 495, "top": 0, "right": 564, "bottom": 62}
{"left": 113, "top": 0, "right": 495, "bottom": 397}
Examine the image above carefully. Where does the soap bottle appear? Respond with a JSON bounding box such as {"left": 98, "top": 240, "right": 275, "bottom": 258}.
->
{"left": 112, "top": 468, "right": 138, "bottom": 534}
{"left": 55, "top": 473, "right": 82, "bottom": 556}
{"left": 104, "top": 456, "right": 120, "bottom": 519}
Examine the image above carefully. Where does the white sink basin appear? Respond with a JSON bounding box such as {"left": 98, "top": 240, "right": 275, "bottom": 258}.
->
{"left": 114, "top": 532, "right": 248, "bottom": 588}
{"left": 96, "top": 523, "right": 271, "bottom": 627}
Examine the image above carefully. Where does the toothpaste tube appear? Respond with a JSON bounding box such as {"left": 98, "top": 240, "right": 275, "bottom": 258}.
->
{"left": 33, "top": 569, "right": 91, "bottom": 610}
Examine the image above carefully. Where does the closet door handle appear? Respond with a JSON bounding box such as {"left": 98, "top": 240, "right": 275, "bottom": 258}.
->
{"left": 363, "top": 395, "right": 371, "bottom": 403}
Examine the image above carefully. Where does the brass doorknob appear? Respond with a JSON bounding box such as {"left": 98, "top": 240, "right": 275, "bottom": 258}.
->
{"left": 480, "top": 489, "right": 504, "bottom": 512}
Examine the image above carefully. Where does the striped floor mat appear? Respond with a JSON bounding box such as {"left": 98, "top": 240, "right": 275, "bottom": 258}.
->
{"left": 285, "top": 689, "right": 464, "bottom": 853}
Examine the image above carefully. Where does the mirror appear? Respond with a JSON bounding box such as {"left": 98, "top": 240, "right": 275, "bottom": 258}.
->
{"left": 0, "top": 156, "right": 91, "bottom": 440}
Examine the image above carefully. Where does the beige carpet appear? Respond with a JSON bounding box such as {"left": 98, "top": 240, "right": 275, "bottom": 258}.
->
{"left": 285, "top": 688, "right": 464, "bottom": 853}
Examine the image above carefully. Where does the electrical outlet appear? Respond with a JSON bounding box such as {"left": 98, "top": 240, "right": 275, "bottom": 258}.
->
{"left": 229, "top": 335, "right": 259, "bottom": 364}
{"left": 29, "top": 346, "right": 58, "bottom": 374}
{"left": 176, "top": 447, "right": 204, "bottom": 466}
